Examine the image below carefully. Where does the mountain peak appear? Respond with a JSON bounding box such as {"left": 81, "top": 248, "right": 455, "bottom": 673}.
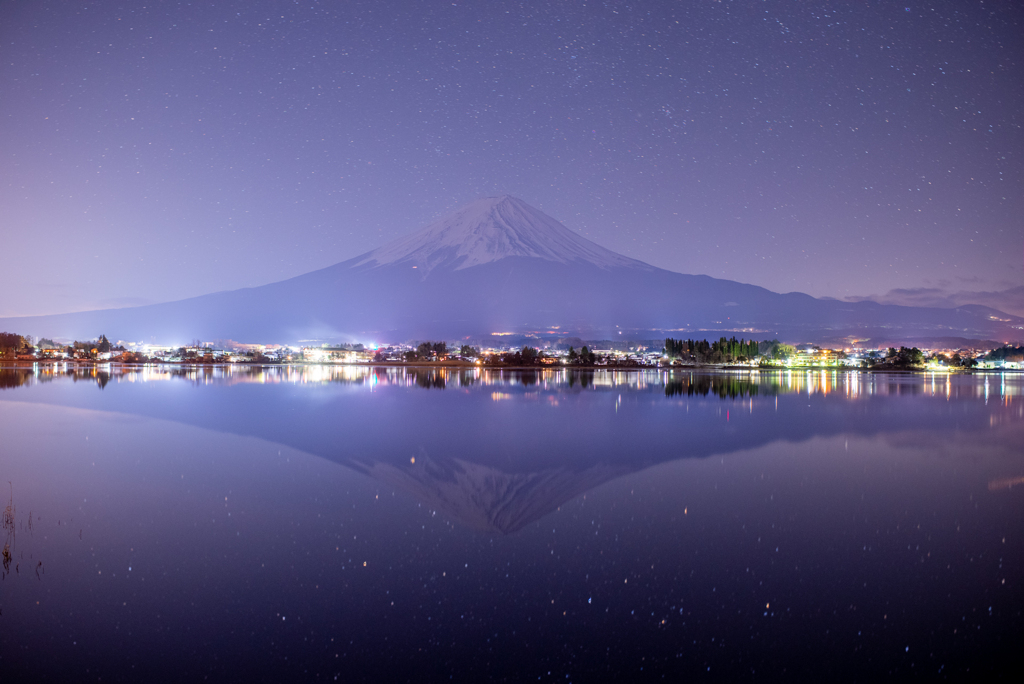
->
{"left": 353, "top": 195, "right": 649, "bottom": 272}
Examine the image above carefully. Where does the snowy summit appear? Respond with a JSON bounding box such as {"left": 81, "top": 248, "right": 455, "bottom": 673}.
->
{"left": 353, "top": 195, "right": 649, "bottom": 273}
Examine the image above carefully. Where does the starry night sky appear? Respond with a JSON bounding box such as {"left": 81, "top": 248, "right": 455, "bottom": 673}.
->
{"left": 2, "top": 1, "right": 1022, "bottom": 318}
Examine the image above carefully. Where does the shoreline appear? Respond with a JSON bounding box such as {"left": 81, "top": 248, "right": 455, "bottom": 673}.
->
{"left": 0, "top": 360, "right": 1016, "bottom": 373}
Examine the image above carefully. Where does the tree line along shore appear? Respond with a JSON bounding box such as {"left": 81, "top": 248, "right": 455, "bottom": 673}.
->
{"left": 4, "top": 332, "right": 1021, "bottom": 370}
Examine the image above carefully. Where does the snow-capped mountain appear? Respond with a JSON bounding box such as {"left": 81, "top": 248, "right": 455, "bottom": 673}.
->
{"left": 2, "top": 196, "right": 1021, "bottom": 344}
{"left": 353, "top": 195, "right": 647, "bottom": 272}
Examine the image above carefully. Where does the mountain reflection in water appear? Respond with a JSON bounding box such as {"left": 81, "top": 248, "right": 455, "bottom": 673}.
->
{"left": 3, "top": 366, "right": 1022, "bottom": 535}
{"left": 2, "top": 365, "right": 1023, "bottom": 681}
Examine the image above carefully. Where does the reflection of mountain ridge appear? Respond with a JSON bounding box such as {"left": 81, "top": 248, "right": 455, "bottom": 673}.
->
{"left": 348, "top": 453, "right": 630, "bottom": 534}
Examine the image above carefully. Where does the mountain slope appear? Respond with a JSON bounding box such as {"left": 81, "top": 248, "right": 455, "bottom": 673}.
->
{"left": 2, "top": 196, "right": 1021, "bottom": 344}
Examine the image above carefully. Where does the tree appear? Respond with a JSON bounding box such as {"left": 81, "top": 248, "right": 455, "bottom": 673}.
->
{"left": 986, "top": 345, "right": 1024, "bottom": 364}
{"left": 774, "top": 344, "right": 796, "bottom": 360}
{"left": 0, "top": 332, "right": 25, "bottom": 351}
{"left": 949, "top": 352, "right": 977, "bottom": 369}
{"left": 416, "top": 341, "right": 447, "bottom": 359}
{"left": 877, "top": 346, "right": 925, "bottom": 368}
{"left": 580, "top": 346, "right": 596, "bottom": 365}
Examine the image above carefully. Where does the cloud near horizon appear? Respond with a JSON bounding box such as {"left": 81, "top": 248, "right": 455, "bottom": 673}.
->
{"left": 845, "top": 286, "right": 1024, "bottom": 318}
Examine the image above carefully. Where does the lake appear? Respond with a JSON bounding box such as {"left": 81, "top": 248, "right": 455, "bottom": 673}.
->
{"left": 1, "top": 366, "right": 1021, "bottom": 681}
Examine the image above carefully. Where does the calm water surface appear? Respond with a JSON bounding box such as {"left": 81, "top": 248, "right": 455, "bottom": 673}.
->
{"left": 1, "top": 366, "right": 1021, "bottom": 681}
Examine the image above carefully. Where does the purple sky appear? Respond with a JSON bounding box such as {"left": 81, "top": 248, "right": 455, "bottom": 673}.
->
{"left": 2, "top": 1, "right": 1022, "bottom": 317}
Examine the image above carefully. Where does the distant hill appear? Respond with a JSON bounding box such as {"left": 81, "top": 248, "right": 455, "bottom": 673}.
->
{"left": 3, "top": 195, "right": 1021, "bottom": 345}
